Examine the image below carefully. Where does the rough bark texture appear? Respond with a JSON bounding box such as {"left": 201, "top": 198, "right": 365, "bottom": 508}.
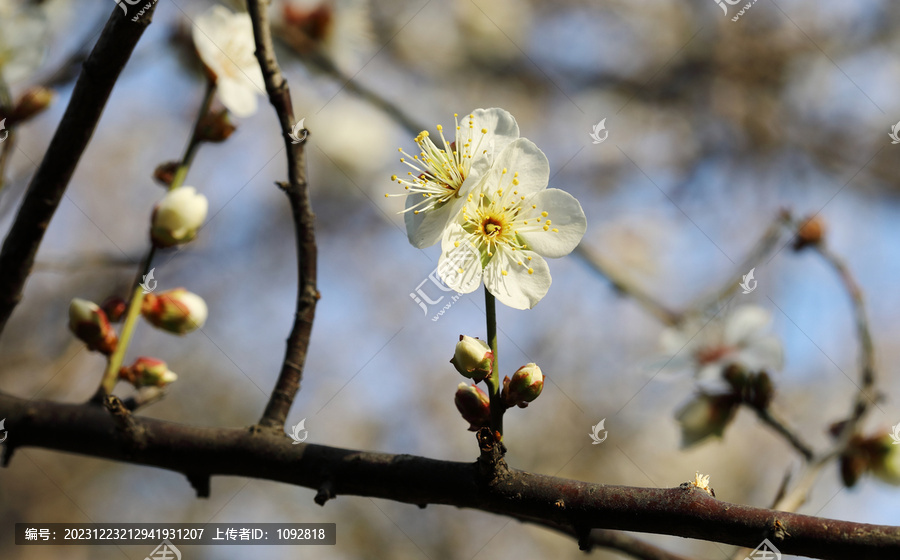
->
{"left": 1, "top": 392, "right": 898, "bottom": 560}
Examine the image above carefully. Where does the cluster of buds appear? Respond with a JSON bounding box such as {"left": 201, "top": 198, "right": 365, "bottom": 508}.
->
{"left": 150, "top": 186, "right": 209, "bottom": 248}
{"left": 68, "top": 299, "right": 118, "bottom": 355}
{"left": 450, "top": 335, "right": 545, "bottom": 430}
{"left": 119, "top": 357, "right": 178, "bottom": 388}
{"left": 141, "top": 288, "right": 208, "bottom": 334}
{"left": 676, "top": 364, "right": 774, "bottom": 447}
{"left": 834, "top": 424, "right": 900, "bottom": 487}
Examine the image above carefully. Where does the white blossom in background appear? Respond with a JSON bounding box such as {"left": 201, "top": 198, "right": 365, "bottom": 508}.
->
{"left": 192, "top": 6, "right": 265, "bottom": 117}
{"left": 388, "top": 108, "right": 520, "bottom": 249}
{"left": 0, "top": 0, "right": 48, "bottom": 84}
{"left": 438, "top": 138, "right": 587, "bottom": 310}
{"left": 277, "top": 0, "right": 372, "bottom": 72}
{"left": 660, "top": 304, "right": 783, "bottom": 379}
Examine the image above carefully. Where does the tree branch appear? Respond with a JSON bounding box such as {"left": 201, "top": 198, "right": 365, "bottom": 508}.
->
{"left": 246, "top": 0, "right": 319, "bottom": 430}
{"left": 1, "top": 391, "right": 897, "bottom": 559}
{"left": 0, "top": 5, "right": 158, "bottom": 337}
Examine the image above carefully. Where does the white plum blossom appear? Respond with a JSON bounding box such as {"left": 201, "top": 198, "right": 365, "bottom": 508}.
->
{"left": 192, "top": 6, "right": 266, "bottom": 117}
{"left": 437, "top": 138, "right": 587, "bottom": 310}
{"left": 660, "top": 305, "right": 783, "bottom": 379}
{"left": 388, "top": 108, "right": 519, "bottom": 249}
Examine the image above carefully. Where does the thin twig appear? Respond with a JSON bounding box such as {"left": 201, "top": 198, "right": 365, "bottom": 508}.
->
{"left": 1, "top": 391, "right": 898, "bottom": 560}
{"left": 814, "top": 243, "right": 878, "bottom": 446}
{"left": 0, "top": 5, "right": 159, "bottom": 338}
{"left": 574, "top": 244, "right": 680, "bottom": 326}
{"left": 752, "top": 406, "right": 814, "bottom": 460}
{"left": 685, "top": 210, "right": 793, "bottom": 312}
{"left": 247, "top": 0, "right": 319, "bottom": 430}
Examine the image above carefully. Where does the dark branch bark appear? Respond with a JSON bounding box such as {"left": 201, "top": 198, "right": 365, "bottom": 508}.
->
{"left": 1, "top": 391, "right": 897, "bottom": 560}
{"left": 0, "top": 5, "right": 158, "bottom": 337}
{"left": 246, "top": 0, "right": 319, "bottom": 430}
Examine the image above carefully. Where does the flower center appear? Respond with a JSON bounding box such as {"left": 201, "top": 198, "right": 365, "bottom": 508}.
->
{"left": 695, "top": 345, "right": 733, "bottom": 365}
{"left": 482, "top": 217, "right": 504, "bottom": 238}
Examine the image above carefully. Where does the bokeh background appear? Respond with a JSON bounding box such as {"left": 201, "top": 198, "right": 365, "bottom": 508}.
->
{"left": 1, "top": 0, "right": 899, "bottom": 558}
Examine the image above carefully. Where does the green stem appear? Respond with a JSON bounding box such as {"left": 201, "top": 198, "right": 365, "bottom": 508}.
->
{"left": 97, "top": 249, "right": 155, "bottom": 397}
{"left": 170, "top": 79, "right": 216, "bottom": 191}
{"left": 484, "top": 287, "right": 503, "bottom": 436}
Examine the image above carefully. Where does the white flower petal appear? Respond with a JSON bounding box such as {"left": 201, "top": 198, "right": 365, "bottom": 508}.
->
{"left": 469, "top": 108, "right": 519, "bottom": 160}
{"left": 217, "top": 77, "right": 260, "bottom": 117}
{"left": 736, "top": 335, "right": 783, "bottom": 372}
{"left": 438, "top": 223, "right": 482, "bottom": 293}
{"left": 192, "top": 6, "right": 264, "bottom": 117}
{"left": 484, "top": 248, "right": 550, "bottom": 309}
{"left": 484, "top": 138, "right": 549, "bottom": 196}
{"left": 724, "top": 305, "right": 772, "bottom": 346}
{"left": 406, "top": 191, "right": 467, "bottom": 249}
{"left": 519, "top": 189, "right": 587, "bottom": 258}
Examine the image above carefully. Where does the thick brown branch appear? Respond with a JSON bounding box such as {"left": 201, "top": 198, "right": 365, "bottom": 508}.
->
{"left": 246, "top": 0, "right": 319, "bottom": 430}
{"left": 0, "top": 6, "right": 158, "bottom": 337}
{"left": 1, "top": 392, "right": 897, "bottom": 559}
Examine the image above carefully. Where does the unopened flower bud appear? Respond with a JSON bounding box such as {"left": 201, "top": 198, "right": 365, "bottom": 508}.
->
{"left": 8, "top": 86, "right": 53, "bottom": 124}
{"left": 503, "top": 363, "right": 544, "bottom": 408}
{"left": 196, "top": 109, "right": 236, "bottom": 142}
{"left": 840, "top": 448, "right": 868, "bottom": 488}
{"left": 454, "top": 382, "right": 490, "bottom": 432}
{"left": 793, "top": 216, "right": 825, "bottom": 251}
{"left": 68, "top": 298, "right": 118, "bottom": 355}
{"left": 119, "top": 357, "right": 178, "bottom": 388}
{"left": 675, "top": 393, "right": 738, "bottom": 447}
{"left": 150, "top": 186, "right": 209, "bottom": 248}
{"left": 141, "top": 288, "right": 208, "bottom": 334}
{"left": 101, "top": 296, "right": 127, "bottom": 323}
{"left": 450, "top": 335, "right": 493, "bottom": 382}
{"left": 153, "top": 161, "right": 180, "bottom": 186}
